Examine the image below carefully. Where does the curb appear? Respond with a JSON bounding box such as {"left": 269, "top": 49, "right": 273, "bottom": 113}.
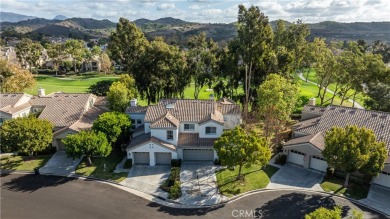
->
{"left": 1, "top": 170, "right": 389, "bottom": 216}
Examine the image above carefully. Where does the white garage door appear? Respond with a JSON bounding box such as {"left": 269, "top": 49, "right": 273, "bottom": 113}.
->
{"left": 310, "top": 156, "right": 328, "bottom": 172}
{"left": 288, "top": 150, "right": 305, "bottom": 166}
{"left": 134, "top": 152, "right": 150, "bottom": 165}
{"left": 155, "top": 152, "right": 171, "bottom": 165}
{"left": 372, "top": 171, "right": 390, "bottom": 188}
{"left": 183, "top": 149, "right": 214, "bottom": 161}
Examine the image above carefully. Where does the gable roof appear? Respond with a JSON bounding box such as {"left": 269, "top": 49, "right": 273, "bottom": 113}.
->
{"left": 144, "top": 99, "right": 240, "bottom": 124}
{"left": 302, "top": 105, "right": 327, "bottom": 114}
{"left": 284, "top": 132, "right": 325, "bottom": 151}
{"left": 0, "top": 93, "right": 32, "bottom": 115}
{"left": 68, "top": 106, "right": 107, "bottom": 132}
{"left": 125, "top": 106, "right": 148, "bottom": 114}
{"left": 126, "top": 132, "right": 176, "bottom": 151}
{"left": 150, "top": 112, "right": 179, "bottom": 128}
{"left": 295, "top": 105, "right": 390, "bottom": 162}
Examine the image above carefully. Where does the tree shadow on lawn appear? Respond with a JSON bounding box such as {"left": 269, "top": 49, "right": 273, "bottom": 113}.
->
{"left": 1, "top": 174, "right": 76, "bottom": 193}
{"left": 255, "top": 193, "right": 350, "bottom": 219}
{"left": 146, "top": 201, "right": 225, "bottom": 216}
{"left": 0, "top": 158, "right": 23, "bottom": 170}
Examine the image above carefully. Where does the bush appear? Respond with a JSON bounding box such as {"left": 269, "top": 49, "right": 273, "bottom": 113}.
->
{"left": 171, "top": 159, "right": 182, "bottom": 167}
{"left": 160, "top": 166, "right": 182, "bottom": 199}
{"left": 214, "top": 158, "right": 221, "bottom": 165}
{"left": 123, "top": 159, "right": 132, "bottom": 169}
{"left": 168, "top": 181, "right": 182, "bottom": 199}
{"left": 275, "top": 154, "right": 287, "bottom": 165}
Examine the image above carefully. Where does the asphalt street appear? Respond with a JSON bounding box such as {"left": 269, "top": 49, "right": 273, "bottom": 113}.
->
{"left": 0, "top": 174, "right": 386, "bottom": 219}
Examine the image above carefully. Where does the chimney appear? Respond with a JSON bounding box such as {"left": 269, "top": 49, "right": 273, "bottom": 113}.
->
{"left": 308, "top": 98, "right": 316, "bottom": 106}
{"left": 38, "top": 88, "right": 45, "bottom": 96}
{"left": 130, "top": 98, "right": 137, "bottom": 107}
{"left": 209, "top": 94, "right": 214, "bottom": 100}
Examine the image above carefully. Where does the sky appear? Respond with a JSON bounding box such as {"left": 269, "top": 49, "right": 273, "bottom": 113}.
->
{"left": 1, "top": 0, "right": 390, "bottom": 23}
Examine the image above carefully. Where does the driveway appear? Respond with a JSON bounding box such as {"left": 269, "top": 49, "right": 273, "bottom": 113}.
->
{"left": 39, "top": 151, "right": 82, "bottom": 176}
{"left": 267, "top": 163, "right": 324, "bottom": 191}
{"left": 120, "top": 165, "right": 170, "bottom": 199}
{"left": 178, "top": 162, "right": 228, "bottom": 206}
{"left": 360, "top": 185, "right": 390, "bottom": 216}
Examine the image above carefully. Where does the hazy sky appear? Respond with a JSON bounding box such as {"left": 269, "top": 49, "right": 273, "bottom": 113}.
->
{"left": 2, "top": 0, "right": 390, "bottom": 23}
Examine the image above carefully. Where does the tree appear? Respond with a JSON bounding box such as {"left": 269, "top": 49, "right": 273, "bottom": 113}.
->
{"left": 64, "top": 39, "right": 88, "bottom": 73}
{"left": 187, "top": 32, "right": 217, "bottom": 99}
{"left": 63, "top": 131, "right": 111, "bottom": 166}
{"left": 305, "top": 207, "right": 342, "bottom": 219}
{"left": 15, "top": 38, "right": 44, "bottom": 71}
{"left": 0, "top": 59, "right": 35, "bottom": 92}
{"left": 118, "top": 74, "right": 138, "bottom": 98}
{"left": 323, "top": 126, "right": 387, "bottom": 187}
{"left": 214, "top": 127, "right": 271, "bottom": 180}
{"left": 107, "top": 81, "right": 131, "bottom": 112}
{"left": 91, "top": 46, "right": 102, "bottom": 57}
{"left": 92, "top": 112, "right": 131, "bottom": 145}
{"left": 88, "top": 80, "right": 114, "bottom": 96}
{"left": 99, "top": 52, "right": 111, "bottom": 74}
{"left": 256, "top": 74, "right": 300, "bottom": 145}
{"left": 364, "top": 82, "right": 390, "bottom": 112}
{"left": 46, "top": 43, "right": 66, "bottom": 75}
{"left": 0, "top": 117, "right": 53, "bottom": 156}
{"left": 236, "top": 5, "right": 274, "bottom": 116}
{"left": 108, "top": 17, "right": 148, "bottom": 71}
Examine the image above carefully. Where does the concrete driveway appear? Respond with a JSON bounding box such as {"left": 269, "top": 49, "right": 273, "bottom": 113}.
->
{"left": 39, "top": 151, "right": 83, "bottom": 176}
{"left": 178, "top": 162, "right": 228, "bottom": 205}
{"left": 360, "top": 185, "right": 390, "bottom": 216}
{"left": 120, "top": 165, "right": 170, "bottom": 199}
{"left": 267, "top": 163, "right": 324, "bottom": 191}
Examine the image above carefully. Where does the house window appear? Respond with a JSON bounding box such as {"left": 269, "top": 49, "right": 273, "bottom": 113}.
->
{"left": 205, "top": 127, "right": 217, "bottom": 135}
{"left": 0, "top": 118, "right": 5, "bottom": 125}
{"left": 184, "top": 124, "right": 195, "bottom": 131}
{"left": 137, "top": 119, "right": 142, "bottom": 124}
{"left": 167, "top": 130, "right": 173, "bottom": 140}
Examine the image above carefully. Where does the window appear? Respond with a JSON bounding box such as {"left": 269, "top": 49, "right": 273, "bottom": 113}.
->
{"left": 205, "top": 127, "right": 217, "bottom": 135}
{"left": 131, "top": 119, "right": 135, "bottom": 124}
{"left": 137, "top": 119, "right": 142, "bottom": 124}
{"left": 184, "top": 124, "right": 195, "bottom": 131}
{"left": 167, "top": 130, "right": 173, "bottom": 140}
{"left": 0, "top": 118, "right": 5, "bottom": 125}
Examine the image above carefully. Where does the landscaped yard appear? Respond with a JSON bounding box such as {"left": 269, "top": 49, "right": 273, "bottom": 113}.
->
{"left": 75, "top": 151, "right": 128, "bottom": 183}
{"left": 0, "top": 155, "right": 52, "bottom": 171}
{"left": 320, "top": 177, "right": 370, "bottom": 200}
{"left": 216, "top": 164, "right": 279, "bottom": 197}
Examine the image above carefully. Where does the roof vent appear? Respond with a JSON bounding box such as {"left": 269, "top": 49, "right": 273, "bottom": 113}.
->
{"left": 372, "top": 114, "right": 378, "bottom": 118}
{"left": 166, "top": 103, "right": 175, "bottom": 109}
{"left": 349, "top": 111, "right": 356, "bottom": 114}
{"left": 340, "top": 109, "right": 346, "bottom": 113}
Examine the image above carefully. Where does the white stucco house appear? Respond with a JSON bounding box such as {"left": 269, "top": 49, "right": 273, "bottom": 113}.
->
{"left": 0, "top": 89, "right": 108, "bottom": 151}
{"left": 283, "top": 104, "right": 390, "bottom": 189}
{"left": 125, "top": 98, "right": 242, "bottom": 166}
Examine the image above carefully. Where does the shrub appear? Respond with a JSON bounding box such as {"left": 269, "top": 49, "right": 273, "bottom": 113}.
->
{"left": 123, "top": 159, "right": 132, "bottom": 169}
{"left": 214, "top": 158, "right": 221, "bottom": 165}
{"left": 168, "top": 181, "right": 182, "bottom": 199}
{"left": 171, "top": 159, "right": 182, "bottom": 167}
{"left": 275, "top": 154, "right": 287, "bottom": 165}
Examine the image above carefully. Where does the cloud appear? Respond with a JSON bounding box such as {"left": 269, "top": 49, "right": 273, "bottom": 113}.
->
{"left": 157, "top": 3, "right": 175, "bottom": 11}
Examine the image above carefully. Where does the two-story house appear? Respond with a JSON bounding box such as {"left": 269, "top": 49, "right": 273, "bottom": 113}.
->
{"left": 125, "top": 98, "right": 241, "bottom": 166}
{"left": 282, "top": 104, "right": 390, "bottom": 189}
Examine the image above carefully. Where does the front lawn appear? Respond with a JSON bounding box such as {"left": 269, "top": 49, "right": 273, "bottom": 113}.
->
{"left": 216, "top": 164, "right": 279, "bottom": 197}
{"left": 320, "top": 177, "right": 369, "bottom": 200}
{"left": 75, "top": 151, "right": 128, "bottom": 183}
{"left": 0, "top": 155, "right": 52, "bottom": 171}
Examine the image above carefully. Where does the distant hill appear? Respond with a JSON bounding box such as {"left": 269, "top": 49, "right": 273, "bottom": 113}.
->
{"left": 53, "top": 15, "right": 68, "bottom": 20}
{"left": 1, "top": 15, "right": 389, "bottom": 46}
{"left": 0, "top": 11, "right": 37, "bottom": 22}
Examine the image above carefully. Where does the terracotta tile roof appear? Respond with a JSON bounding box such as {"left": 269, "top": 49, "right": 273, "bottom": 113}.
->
{"left": 199, "top": 110, "right": 224, "bottom": 125}
{"left": 0, "top": 93, "right": 32, "bottom": 115}
{"left": 125, "top": 106, "right": 148, "bottom": 114}
{"left": 144, "top": 99, "right": 240, "bottom": 123}
{"left": 94, "top": 96, "right": 110, "bottom": 111}
{"left": 302, "top": 105, "right": 327, "bottom": 114}
{"left": 284, "top": 132, "right": 325, "bottom": 151}
{"left": 295, "top": 105, "right": 390, "bottom": 162}
{"left": 293, "top": 117, "right": 321, "bottom": 131}
{"left": 150, "top": 112, "right": 179, "bottom": 128}
{"left": 218, "top": 98, "right": 236, "bottom": 104}
{"left": 126, "top": 133, "right": 176, "bottom": 151}
{"left": 69, "top": 106, "right": 107, "bottom": 132}
{"left": 178, "top": 133, "right": 217, "bottom": 148}
{"left": 30, "top": 93, "right": 94, "bottom": 128}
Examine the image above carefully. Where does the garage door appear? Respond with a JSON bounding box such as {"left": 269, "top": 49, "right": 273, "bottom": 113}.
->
{"left": 288, "top": 150, "right": 305, "bottom": 166}
{"left": 372, "top": 171, "right": 390, "bottom": 188}
{"left": 310, "top": 156, "right": 328, "bottom": 172}
{"left": 57, "top": 139, "right": 66, "bottom": 150}
{"left": 183, "top": 149, "right": 214, "bottom": 161}
{"left": 134, "top": 152, "right": 150, "bottom": 165}
{"left": 155, "top": 152, "right": 171, "bottom": 165}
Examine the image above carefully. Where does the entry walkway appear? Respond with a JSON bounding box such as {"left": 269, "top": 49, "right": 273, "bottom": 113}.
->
{"left": 39, "top": 151, "right": 83, "bottom": 176}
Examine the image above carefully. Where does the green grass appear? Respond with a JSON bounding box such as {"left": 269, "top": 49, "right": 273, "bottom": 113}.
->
{"left": 216, "top": 164, "right": 279, "bottom": 197}
{"left": 24, "top": 74, "right": 119, "bottom": 95}
{"left": 0, "top": 155, "right": 51, "bottom": 171}
{"left": 75, "top": 151, "right": 128, "bottom": 183}
{"left": 320, "top": 177, "right": 369, "bottom": 200}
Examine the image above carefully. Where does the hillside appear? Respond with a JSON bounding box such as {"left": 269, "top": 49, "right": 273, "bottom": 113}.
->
{"left": 0, "top": 12, "right": 37, "bottom": 22}
{"left": 1, "top": 15, "right": 390, "bottom": 45}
